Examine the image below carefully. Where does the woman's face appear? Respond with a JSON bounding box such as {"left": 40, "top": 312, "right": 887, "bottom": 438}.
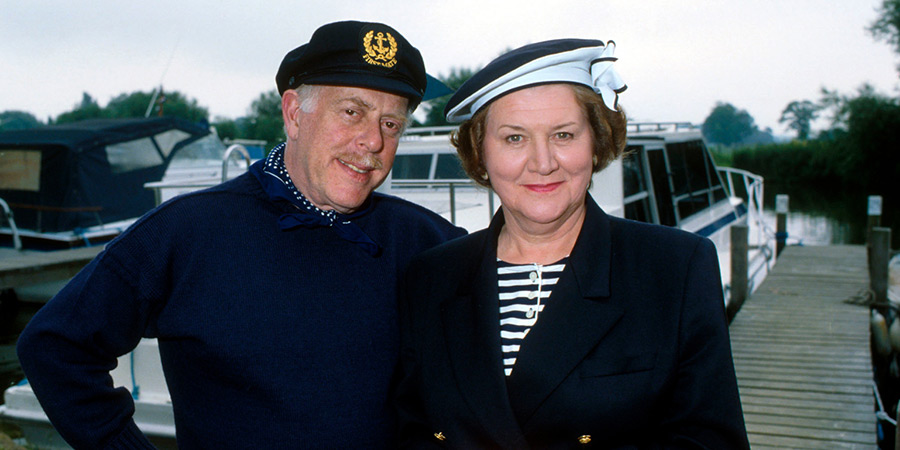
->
{"left": 483, "top": 84, "right": 594, "bottom": 231}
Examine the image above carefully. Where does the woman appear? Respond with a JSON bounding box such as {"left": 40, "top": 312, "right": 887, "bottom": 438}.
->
{"left": 395, "top": 39, "right": 749, "bottom": 449}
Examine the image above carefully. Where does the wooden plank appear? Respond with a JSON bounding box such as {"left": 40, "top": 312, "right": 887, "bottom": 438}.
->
{"left": 739, "top": 393, "right": 872, "bottom": 414}
{"left": 746, "top": 421, "right": 874, "bottom": 444}
{"left": 729, "top": 245, "right": 877, "bottom": 448}
{"left": 741, "top": 402, "right": 873, "bottom": 424}
{"left": 0, "top": 246, "right": 102, "bottom": 289}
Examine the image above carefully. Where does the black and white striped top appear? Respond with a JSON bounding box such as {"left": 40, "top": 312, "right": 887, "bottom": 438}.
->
{"left": 497, "top": 257, "right": 568, "bottom": 376}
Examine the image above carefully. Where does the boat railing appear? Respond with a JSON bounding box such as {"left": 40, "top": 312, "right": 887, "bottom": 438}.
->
{"left": 627, "top": 122, "right": 698, "bottom": 133}
{"left": 718, "top": 166, "right": 776, "bottom": 285}
{"left": 222, "top": 145, "right": 252, "bottom": 183}
{"left": 400, "top": 126, "right": 457, "bottom": 139}
{"left": 0, "top": 197, "right": 22, "bottom": 251}
{"left": 146, "top": 145, "right": 255, "bottom": 206}
{"left": 390, "top": 179, "right": 492, "bottom": 225}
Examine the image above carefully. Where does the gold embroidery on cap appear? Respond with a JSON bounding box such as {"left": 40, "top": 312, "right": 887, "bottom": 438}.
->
{"left": 362, "top": 30, "right": 398, "bottom": 68}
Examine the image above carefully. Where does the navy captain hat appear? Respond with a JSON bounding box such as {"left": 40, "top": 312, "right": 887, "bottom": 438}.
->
{"left": 444, "top": 39, "right": 627, "bottom": 123}
{"left": 276, "top": 21, "right": 428, "bottom": 108}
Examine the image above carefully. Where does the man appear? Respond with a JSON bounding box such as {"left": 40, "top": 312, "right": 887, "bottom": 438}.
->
{"left": 16, "top": 21, "right": 465, "bottom": 449}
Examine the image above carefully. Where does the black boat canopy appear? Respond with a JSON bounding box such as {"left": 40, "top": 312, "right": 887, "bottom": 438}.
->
{"left": 0, "top": 118, "right": 219, "bottom": 233}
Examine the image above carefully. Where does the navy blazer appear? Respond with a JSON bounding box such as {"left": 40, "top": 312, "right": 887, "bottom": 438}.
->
{"left": 395, "top": 196, "right": 749, "bottom": 449}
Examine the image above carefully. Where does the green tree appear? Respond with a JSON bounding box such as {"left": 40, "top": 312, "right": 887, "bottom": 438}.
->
{"left": 701, "top": 102, "right": 757, "bottom": 146}
{"left": 108, "top": 89, "right": 209, "bottom": 122}
{"left": 105, "top": 91, "right": 157, "bottom": 118}
{"left": 243, "top": 90, "right": 284, "bottom": 144}
{"left": 152, "top": 90, "right": 208, "bottom": 123}
{"left": 0, "top": 110, "right": 43, "bottom": 131}
{"left": 870, "top": 0, "right": 900, "bottom": 63}
{"left": 54, "top": 92, "right": 103, "bottom": 124}
{"left": 839, "top": 89, "right": 900, "bottom": 193}
{"left": 779, "top": 100, "right": 820, "bottom": 140}
{"left": 420, "top": 67, "right": 477, "bottom": 126}
{"left": 212, "top": 117, "right": 238, "bottom": 141}
{"left": 53, "top": 89, "right": 209, "bottom": 124}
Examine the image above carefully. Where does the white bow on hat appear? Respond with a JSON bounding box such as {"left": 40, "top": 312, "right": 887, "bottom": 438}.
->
{"left": 589, "top": 42, "right": 627, "bottom": 111}
{"left": 445, "top": 41, "right": 627, "bottom": 122}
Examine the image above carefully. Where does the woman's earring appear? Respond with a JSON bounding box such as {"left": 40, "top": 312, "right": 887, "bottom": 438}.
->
{"left": 481, "top": 172, "right": 489, "bottom": 181}
{"left": 592, "top": 155, "right": 599, "bottom": 166}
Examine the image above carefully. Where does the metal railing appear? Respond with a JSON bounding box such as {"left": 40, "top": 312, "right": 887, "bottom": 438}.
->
{"left": 718, "top": 166, "right": 775, "bottom": 286}
{"left": 718, "top": 167, "right": 766, "bottom": 232}
{"left": 222, "top": 145, "right": 252, "bottom": 183}
{"left": 145, "top": 145, "right": 254, "bottom": 206}
{"left": 390, "top": 179, "right": 493, "bottom": 225}
{"left": 627, "top": 122, "right": 698, "bottom": 133}
{"left": 400, "top": 126, "right": 457, "bottom": 139}
{"left": 0, "top": 197, "right": 22, "bottom": 251}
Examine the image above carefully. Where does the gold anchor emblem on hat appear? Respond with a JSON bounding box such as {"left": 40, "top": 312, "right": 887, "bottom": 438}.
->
{"left": 362, "top": 30, "right": 398, "bottom": 68}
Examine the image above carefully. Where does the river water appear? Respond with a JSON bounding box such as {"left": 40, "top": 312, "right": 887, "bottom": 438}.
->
{"left": 762, "top": 182, "right": 897, "bottom": 247}
{"left": 763, "top": 209, "right": 857, "bottom": 246}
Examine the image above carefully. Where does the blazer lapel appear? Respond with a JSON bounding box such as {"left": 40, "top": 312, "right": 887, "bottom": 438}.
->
{"left": 441, "top": 214, "right": 527, "bottom": 444}
{"left": 505, "top": 196, "right": 625, "bottom": 425}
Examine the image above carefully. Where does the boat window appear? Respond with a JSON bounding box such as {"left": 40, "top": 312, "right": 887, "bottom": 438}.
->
{"left": 0, "top": 149, "right": 41, "bottom": 191}
{"left": 434, "top": 154, "right": 468, "bottom": 180}
{"left": 625, "top": 198, "right": 652, "bottom": 223}
{"left": 392, "top": 154, "right": 432, "bottom": 179}
{"left": 706, "top": 151, "right": 728, "bottom": 203}
{"left": 167, "top": 134, "right": 226, "bottom": 168}
{"left": 622, "top": 147, "right": 644, "bottom": 198}
{"left": 667, "top": 141, "right": 712, "bottom": 221}
{"left": 106, "top": 138, "right": 164, "bottom": 174}
{"left": 647, "top": 149, "right": 676, "bottom": 226}
{"left": 153, "top": 129, "right": 193, "bottom": 158}
{"left": 622, "top": 146, "right": 653, "bottom": 223}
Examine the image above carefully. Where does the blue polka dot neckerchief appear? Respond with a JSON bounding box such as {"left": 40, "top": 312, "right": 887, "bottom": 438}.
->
{"left": 250, "top": 143, "right": 381, "bottom": 256}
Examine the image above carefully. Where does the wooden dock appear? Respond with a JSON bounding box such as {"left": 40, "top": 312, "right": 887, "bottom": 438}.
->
{"left": 0, "top": 246, "right": 102, "bottom": 291}
{"left": 730, "top": 244, "right": 876, "bottom": 448}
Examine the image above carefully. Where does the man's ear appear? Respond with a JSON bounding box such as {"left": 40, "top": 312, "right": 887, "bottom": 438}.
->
{"left": 282, "top": 90, "right": 301, "bottom": 140}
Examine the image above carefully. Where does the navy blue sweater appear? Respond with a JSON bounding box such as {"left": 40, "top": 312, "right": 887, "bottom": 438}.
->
{"left": 16, "top": 161, "right": 465, "bottom": 449}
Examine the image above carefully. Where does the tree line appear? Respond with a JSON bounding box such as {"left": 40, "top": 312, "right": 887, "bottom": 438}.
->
{"left": 0, "top": 87, "right": 288, "bottom": 146}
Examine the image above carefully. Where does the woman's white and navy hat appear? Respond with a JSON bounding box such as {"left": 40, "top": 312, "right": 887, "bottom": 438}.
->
{"left": 444, "top": 39, "right": 627, "bottom": 123}
{"left": 276, "top": 21, "right": 429, "bottom": 108}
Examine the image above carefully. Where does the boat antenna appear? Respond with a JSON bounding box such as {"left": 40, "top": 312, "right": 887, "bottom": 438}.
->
{"left": 145, "top": 36, "right": 181, "bottom": 117}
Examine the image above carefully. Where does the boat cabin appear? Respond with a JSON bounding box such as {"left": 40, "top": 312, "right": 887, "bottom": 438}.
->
{"left": 386, "top": 123, "right": 745, "bottom": 236}
{"left": 0, "top": 118, "right": 226, "bottom": 249}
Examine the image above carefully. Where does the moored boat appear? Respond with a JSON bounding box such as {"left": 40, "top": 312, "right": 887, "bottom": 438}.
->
{"left": 0, "top": 118, "right": 248, "bottom": 250}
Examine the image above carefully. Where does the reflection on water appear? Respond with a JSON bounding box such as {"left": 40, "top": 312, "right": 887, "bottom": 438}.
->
{"left": 764, "top": 182, "right": 896, "bottom": 246}
{"left": 762, "top": 210, "right": 856, "bottom": 246}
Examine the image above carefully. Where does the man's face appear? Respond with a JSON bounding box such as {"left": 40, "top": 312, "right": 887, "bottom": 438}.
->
{"left": 282, "top": 85, "right": 409, "bottom": 214}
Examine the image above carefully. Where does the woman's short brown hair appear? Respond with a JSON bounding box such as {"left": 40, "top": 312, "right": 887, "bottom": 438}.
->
{"left": 451, "top": 83, "right": 627, "bottom": 188}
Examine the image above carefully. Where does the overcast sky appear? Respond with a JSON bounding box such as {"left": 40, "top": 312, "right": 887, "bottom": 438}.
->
{"left": 3, "top": 1, "right": 898, "bottom": 136}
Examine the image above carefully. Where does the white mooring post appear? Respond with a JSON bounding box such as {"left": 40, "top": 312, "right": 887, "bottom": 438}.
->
{"left": 775, "top": 194, "right": 789, "bottom": 257}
